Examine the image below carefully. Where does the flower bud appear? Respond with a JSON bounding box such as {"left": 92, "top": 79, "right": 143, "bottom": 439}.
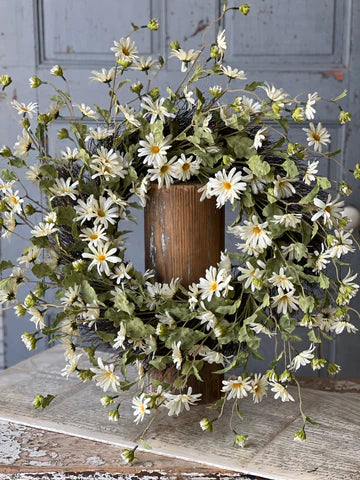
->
{"left": 210, "top": 45, "right": 221, "bottom": 59}
{"left": 15, "top": 304, "right": 27, "bottom": 317}
{"left": 233, "top": 433, "right": 247, "bottom": 447}
{"left": 57, "top": 128, "right": 69, "bottom": 140}
{"left": 101, "top": 394, "right": 116, "bottom": 407}
{"left": 117, "top": 58, "right": 132, "bottom": 69}
{"left": 0, "top": 74, "right": 12, "bottom": 88}
{"left": 354, "top": 163, "right": 360, "bottom": 180}
{"left": 24, "top": 293, "right": 37, "bottom": 308}
{"left": 38, "top": 113, "right": 51, "bottom": 125}
{"left": 0, "top": 200, "right": 7, "bottom": 212}
{"left": 213, "top": 324, "right": 226, "bottom": 338}
{"left": 21, "top": 118, "right": 31, "bottom": 129}
{"left": 148, "top": 87, "right": 160, "bottom": 101}
{"left": 340, "top": 180, "right": 352, "bottom": 196}
{"left": 77, "top": 368, "right": 95, "bottom": 382}
{"left": 327, "top": 362, "right": 341, "bottom": 375}
{"left": 108, "top": 408, "right": 120, "bottom": 421}
{"left": 24, "top": 204, "right": 36, "bottom": 215}
{"left": 33, "top": 393, "right": 55, "bottom": 410}
{"left": 208, "top": 85, "right": 222, "bottom": 98}
{"left": 29, "top": 76, "right": 43, "bottom": 88}
{"left": 50, "top": 65, "right": 63, "bottom": 77}
{"left": 34, "top": 282, "right": 46, "bottom": 298}
{"left": 294, "top": 427, "right": 306, "bottom": 442}
{"left": 21, "top": 332, "right": 37, "bottom": 350}
{"left": 155, "top": 323, "right": 168, "bottom": 336}
{"left": 121, "top": 446, "right": 137, "bottom": 464}
{"left": 279, "top": 369, "right": 293, "bottom": 383}
{"left": 272, "top": 101, "right": 282, "bottom": 114}
{"left": 72, "top": 259, "right": 86, "bottom": 272}
{"left": 199, "top": 417, "right": 214, "bottom": 432}
{"left": 292, "top": 107, "right": 305, "bottom": 123}
{"left": 147, "top": 18, "right": 159, "bottom": 31}
{"left": 238, "top": 4, "right": 250, "bottom": 15}
{"left": 311, "top": 358, "right": 326, "bottom": 371}
{"left": 0, "top": 145, "right": 12, "bottom": 157}
{"left": 130, "top": 81, "right": 143, "bottom": 95}
{"left": 339, "top": 110, "right": 351, "bottom": 124}
{"left": 169, "top": 40, "right": 180, "bottom": 51}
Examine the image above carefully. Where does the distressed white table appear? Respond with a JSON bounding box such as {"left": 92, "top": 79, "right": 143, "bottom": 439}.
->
{"left": 0, "top": 346, "right": 359, "bottom": 480}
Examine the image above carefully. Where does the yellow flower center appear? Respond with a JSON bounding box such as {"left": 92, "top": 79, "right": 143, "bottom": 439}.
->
{"left": 97, "top": 254, "right": 106, "bottom": 261}
{"left": 182, "top": 163, "right": 190, "bottom": 171}
{"left": 140, "top": 405, "right": 145, "bottom": 413}
{"left": 90, "top": 234, "right": 99, "bottom": 240}
{"left": 223, "top": 181, "right": 232, "bottom": 190}
{"left": 122, "top": 47, "right": 130, "bottom": 56}
{"left": 312, "top": 133, "right": 320, "bottom": 141}
{"left": 160, "top": 165, "right": 169, "bottom": 174}
{"left": 325, "top": 206, "right": 331, "bottom": 212}
{"left": 105, "top": 371, "right": 112, "bottom": 377}
{"left": 97, "top": 209, "right": 105, "bottom": 217}
{"left": 151, "top": 145, "right": 160, "bottom": 154}
{"left": 253, "top": 226, "right": 261, "bottom": 234}
{"left": 232, "top": 382, "right": 242, "bottom": 388}
{"left": 9, "top": 196, "right": 19, "bottom": 204}
{"left": 211, "top": 282, "right": 218, "bottom": 291}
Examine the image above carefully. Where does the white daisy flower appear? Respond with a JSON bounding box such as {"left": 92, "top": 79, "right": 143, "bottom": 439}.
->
{"left": 92, "top": 196, "right": 119, "bottom": 228}
{"left": 268, "top": 267, "right": 294, "bottom": 291}
{"left": 272, "top": 213, "right": 302, "bottom": 229}
{"left": 5, "top": 189, "right": 23, "bottom": 214}
{"left": 131, "top": 56, "right": 159, "bottom": 73}
{"left": 173, "top": 154, "right": 201, "bottom": 181}
{"left": 328, "top": 229, "right": 354, "bottom": 258}
{"left": 207, "top": 168, "right": 247, "bottom": 207}
{"left": 85, "top": 127, "right": 114, "bottom": 142}
{"left": 61, "top": 147, "right": 80, "bottom": 162}
{"left": 252, "top": 127, "right": 267, "bottom": 150}
{"left": 183, "top": 86, "right": 196, "bottom": 110}
{"left": 170, "top": 48, "right": 200, "bottom": 72}
{"left": 270, "top": 382, "right": 295, "bottom": 402}
{"left": 0, "top": 176, "right": 15, "bottom": 192}
{"left": 11, "top": 100, "right": 38, "bottom": 119}
{"left": 196, "top": 302, "right": 218, "bottom": 331}
{"left": 18, "top": 245, "right": 42, "bottom": 266}
{"left": 199, "top": 347, "right": 227, "bottom": 366}
{"left": 118, "top": 104, "right": 141, "bottom": 127}
{"left": 49, "top": 177, "right": 79, "bottom": 200}
{"left": 217, "top": 29, "right": 227, "bottom": 56}
{"left": 61, "top": 353, "right": 82, "bottom": 378}
{"left": 164, "top": 387, "right": 202, "bottom": 416}
{"left": 132, "top": 393, "right": 151, "bottom": 424}
{"left": 251, "top": 374, "right": 268, "bottom": 403}
{"left": 111, "top": 37, "right": 138, "bottom": 62}
{"left": 2, "top": 212, "right": 16, "bottom": 239}
{"left": 137, "top": 133, "right": 172, "bottom": 166}
{"left": 312, "top": 245, "right": 331, "bottom": 273}
{"left": 271, "top": 288, "right": 299, "bottom": 315}
{"left": 311, "top": 194, "right": 344, "bottom": 228}
{"left": 221, "top": 376, "right": 252, "bottom": 399}
{"left": 337, "top": 269, "right": 359, "bottom": 305}
{"left": 273, "top": 175, "right": 297, "bottom": 199}
{"left": 230, "top": 215, "right": 272, "bottom": 249}
{"left": 111, "top": 262, "right": 133, "bottom": 284}
{"left": 31, "top": 222, "right": 58, "bottom": 237}
{"left": 90, "top": 357, "right": 120, "bottom": 392}
{"left": 28, "top": 307, "right": 45, "bottom": 329}
{"left": 305, "top": 92, "right": 320, "bottom": 120}
{"left": 234, "top": 96, "right": 262, "bottom": 115}
{"left": 74, "top": 196, "right": 95, "bottom": 224}
{"left": 290, "top": 344, "right": 316, "bottom": 371}
{"left": 90, "top": 148, "right": 127, "bottom": 180}
{"left": 172, "top": 341, "right": 182, "bottom": 370}
{"left": 90, "top": 67, "right": 115, "bottom": 83}
{"left": 260, "top": 82, "right": 290, "bottom": 107}
{"left": 237, "top": 260, "right": 266, "bottom": 292}
{"left": 13, "top": 129, "right": 32, "bottom": 157}
{"left": 113, "top": 322, "right": 126, "bottom": 350}
{"left": 198, "top": 266, "right": 230, "bottom": 302}
{"left": 249, "top": 322, "right": 275, "bottom": 338}
{"left": 140, "top": 96, "right": 175, "bottom": 124}
{"left": 242, "top": 167, "right": 266, "bottom": 194}
{"left": 303, "top": 160, "right": 319, "bottom": 185}
{"left": 60, "top": 285, "right": 81, "bottom": 306}
{"left": 25, "top": 164, "right": 41, "bottom": 183}
{"left": 303, "top": 122, "right": 331, "bottom": 152}
{"left": 149, "top": 156, "right": 177, "bottom": 189}
{"left": 220, "top": 65, "right": 247, "bottom": 80}
{"left": 80, "top": 226, "right": 108, "bottom": 246}
{"left": 74, "top": 103, "right": 99, "bottom": 119}
{"left": 202, "top": 113, "right": 212, "bottom": 133}
{"left": 82, "top": 241, "right": 121, "bottom": 276}
{"left": 331, "top": 319, "right": 358, "bottom": 334}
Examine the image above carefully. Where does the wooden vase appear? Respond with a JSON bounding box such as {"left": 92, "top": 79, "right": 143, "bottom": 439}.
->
{"left": 144, "top": 182, "right": 225, "bottom": 404}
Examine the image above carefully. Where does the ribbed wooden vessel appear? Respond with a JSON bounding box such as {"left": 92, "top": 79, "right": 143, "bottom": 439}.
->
{"left": 144, "top": 182, "right": 225, "bottom": 404}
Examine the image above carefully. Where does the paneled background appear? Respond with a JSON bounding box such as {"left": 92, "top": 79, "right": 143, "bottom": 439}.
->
{"left": 0, "top": 0, "right": 359, "bottom": 375}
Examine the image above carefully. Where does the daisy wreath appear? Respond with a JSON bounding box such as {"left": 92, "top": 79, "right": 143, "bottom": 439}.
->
{"left": 0, "top": 5, "right": 359, "bottom": 454}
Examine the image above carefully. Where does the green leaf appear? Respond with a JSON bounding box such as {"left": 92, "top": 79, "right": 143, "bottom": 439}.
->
{"left": 39, "top": 164, "right": 58, "bottom": 178}
{"left": 248, "top": 155, "right": 271, "bottom": 177}
{"left": 308, "top": 329, "right": 321, "bottom": 343}
{"left": 305, "top": 415, "right": 320, "bottom": 426}
{"left": 244, "top": 81, "right": 263, "bottom": 92}
{"left": 0, "top": 169, "right": 17, "bottom": 181}
{"left": 10, "top": 157, "right": 26, "bottom": 168}
{"left": 299, "top": 296, "right": 315, "bottom": 313}
{"left": 54, "top": 206, "right": 76, "bottom": 226}
{"left": 226, "top": 135, "right": 253, "bottom": 159}
{"left": 276, "top": 117, "right": 289, "bottom": 134}
{"left": 0, "top": 260, "right": 13, "bottom": 270}
{"left": 165, "top": 328, "right": 206, "bottom": 350}
{"left": 317, "top": 176, "right": 331, "bottom": 190}
{"left": 32, "top": 263, "right": 53, "bottom": 278}
{"left": 96, "top": 331, "right": 115, "bottom": 344}
{"left": 299, "top": 184, "right": 320, "bottom": 205}
{"left": 114, "top": 290, "right": 135, "bottom": 316}
{"left": 319, "top": 272, "right": 330, "bottom": 289}
{"left": 282, "top": 159, "right": 299, "bottom": 177}
{"left": 331, "top": 89, "right": 347, "bottom": 102}
{"left": 149, "top": 356, "right": 172, "bottom": 371}
{"left": 81, "top": 280, "right": 98, "bottom": 304}
{"left": 94, "top": 104, "right": 111, "bottom": 124}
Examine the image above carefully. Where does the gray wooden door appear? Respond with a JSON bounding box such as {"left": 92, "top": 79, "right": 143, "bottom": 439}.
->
{"left": 0, "top": 0, "right": 359, "bottom": 376}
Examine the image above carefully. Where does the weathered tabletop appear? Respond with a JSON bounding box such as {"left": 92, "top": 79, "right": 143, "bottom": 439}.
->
{"left": 0, "top": 346, "right": 360, "bottom": 480}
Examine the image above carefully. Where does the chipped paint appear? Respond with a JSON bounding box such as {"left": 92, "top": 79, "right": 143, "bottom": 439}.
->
{"left": 322, "top": 71, "right": 345, "bottom": 81}
{"left": 0, "top": 422, "right": 21, "bottom": 465}
{"left": 161, "top": 233, "right": 166, "bottom": 254}
{"left": 86, "top": 455, "right": 105, "bottom": 466}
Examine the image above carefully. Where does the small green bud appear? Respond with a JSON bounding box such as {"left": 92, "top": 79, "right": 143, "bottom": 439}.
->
{"left": 121, "top": 446, "right": 137, "bottom": 464}
{"left": 0, "top": 200, "right": 7, "bottom": 212}
{"left": 233, "top": 433, "right": 247, "bottom": 447}
{"left": 354, "top": 163, "right": 360, "bottom": 180}
{"left": 130, "top": 81, "right": 143, "bottom": 94}
{"left": 0, "top": 216, "right": 3, "bottom": 226}
{"left": 0, "top": 145, "right": 12, "bottom": 157}
{"left": 0, "top": 74, "right": 12, "bottom": 88}
{"left": 279, "top": 369, "right": 293, "bottom": 383}
{"left": 340, "top": 180, "right": 352, "bottom": 196}
{"left": 213, "top": 324, "right": 226, "bottom": 338}
{"left": 169, "top": 40, "right": 180, "bottom": 51}
{"left": 339, "top": 110, "right": 351, "bottom": 124}
{"left": 327, "top": 362, "right": 341, "bottom": 375}
{"left": 38, "top": 113, "right": 51, "bottom": 125}
{"left": 272, "top": 101, "right": 282, "bottom": 114}
{"left": 199, "top": 417, "right": 214, "bottom": 432}
{"left": 155, "top": 323, "right": 168, "bottom": 336}
{"left": 72, "top": 259, "right": 86, "bottom": 272}
{"left": 147, "top": 18, "right": 159, "bottom": 31}
{"left": 24, "top": 293, "right": 37, "bottom": 308}
{"left": 100, "top": 394, "right": 116, "bottom": 407}
{"left": 50, "top": 65, "right": 63, "bottom": 77}
{"left": 33, "top": 393, "right": 55, "bottom": 410}
{"left": 15, "top": 304, "right": 27, "bottom": 317}
{"left": 24, "top": 204, "right": 36, "bottom": 216}
{"left": 338, "top": 216, "right": 350, "bottom": 229}
{"left": 21, "top": 117, "right": 31, "bottom": 129}
{"left": 21, "top": 332, "right": 37, "bottom": 350}
{"left": 148, "top": 86, "right": 160, "bottom": 101}
{"left": 265, "top": 368, "right": 278, "bottom": 382}
{"left": 294, "top": 427, "right": 306, "bottom": 442}
{"left": 239, "top": 3, "right": 250, "bottom": 15}
{"left": 29, "top": 76, "right": 43, "bottom": 88}
{"left": 291, "top": 107, "right": 305, "bottom": 123}
{"left": 222, "top": 155, "right": 234, "bottom": 166}
{"left": 311, "top": 358, "right": 327, "bottom": 370}
{"left": 208, "top": 85, "right": 223, "bottom": 98}
{"left": 57, "top": 128, "right": 69, "bottom": 140}
{"left": 108, "top": 408, "right": 120, "bottom": 421}
{"left": 210, "top": 45, "right": 221, "bottom": 59}
{"left": 77, "top": 369, "right": 95, "bottom": 382}
{"left": 34, "top": 282, "right": 46, "bottom": 298}
{"left": 117, "top": 58, "right": 132, "bottom": 69}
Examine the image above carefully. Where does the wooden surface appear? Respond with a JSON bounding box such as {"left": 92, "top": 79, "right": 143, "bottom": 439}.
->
{"left": 0, "top": 346, "right": 360, "bottom": 480}
{"left": 144, "top": 182, "right": 225, "bottom": 287}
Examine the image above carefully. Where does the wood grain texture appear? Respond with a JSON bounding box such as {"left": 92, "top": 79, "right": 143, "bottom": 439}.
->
{"left": 144, "top": 183, "right": 225, "bottom": 287}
